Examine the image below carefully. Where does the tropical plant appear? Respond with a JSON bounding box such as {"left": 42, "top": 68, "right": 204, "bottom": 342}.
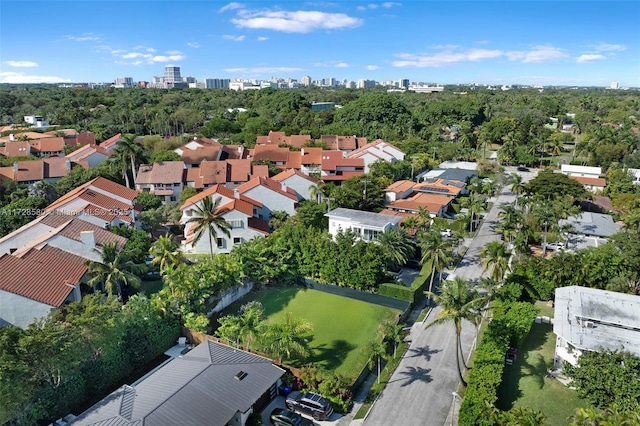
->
{"left": 85, "top": 241, "right": 145, "bottom": 299}
{"left": 375, "top": 227, "right": 416, "bottom": 270}
{"left": 510, "top": 173, "right": 526, "bottom": 208}
{"left": 380, "top": 320, "right": 404, "bottom": 359}
{"left": 418, "top": 229, "right": 453, "bottom": 302}
{"left": 365, "top": 337, "right": 388, "bottom": 384}
{"left": 262, "top": 312, "right": 313, "bottom": 361}
{"left": 480, "top": 240, "right": 512, "bottom": 282}
{"left": 112, "top": 134, "right": 144, "bottom": 188}
{"left": 425, "top": 277, "right": 485, "bottom": 386}
{"left": 184, "top": 196, "right": 232, "bottom": 259}
{"left": 149, "top": 234, "right": 184, "bottom": 275}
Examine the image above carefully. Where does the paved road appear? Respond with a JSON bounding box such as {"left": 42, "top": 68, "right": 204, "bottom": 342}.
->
{"left": 363, "top": 168, "right": 537, "bottom": 426}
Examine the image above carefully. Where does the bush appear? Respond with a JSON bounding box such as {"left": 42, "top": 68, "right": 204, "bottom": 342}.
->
{"left": 378, "top": 283, "right": 416, "bottom": 303}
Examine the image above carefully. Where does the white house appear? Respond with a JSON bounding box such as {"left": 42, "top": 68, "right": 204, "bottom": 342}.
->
{"left": 236, "top": 176, "right": 298, "bottom": 221}
{"left": 135, "top": 161, "right": 186, "bottom": 203}
{"left": 180, "top": 185, "right": 269, "bottom": 255}
{"left": 627, "top": 168, "right": 640, "bottom": 185}
{"left": 346, "top": 139, "right": 405, "bottom": 173}
{"left": 271, "top": 169, "right": 319, "bottom": 201}
{"left": 326, "top": 207, "right": 402, "bottom": 241}
{"left": 65, "top": 144, "right": 110, "bottom": 168}
{"left": 553, "top": 286, "right": 640, "bottom": 369}
{"left": 560, "top": 164, "right": 602, "bottom": 179}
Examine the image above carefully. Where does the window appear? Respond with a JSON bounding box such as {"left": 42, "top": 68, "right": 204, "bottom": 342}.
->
{"left": 228, "top": 219, "right": 243, "bottom": 229}
{"left": 170, "top": 196, "right": 176, "bottom": 202}
{"left": 233, "top": 237, "right": 242, "bottom": 245}
{"left": 351, "top": 227, "right": 361, "bottom": 235}
{"left": 174, "top": 183, "right": 180, "bottom": 187}
{"left": 186, "top": 210, "right": 193, "bottom": 217}
{"left": 217, "top": 238, "right": 225, "bottom": 248}
{"left": 363, "top": 228, "right": 380, "bottom": 241}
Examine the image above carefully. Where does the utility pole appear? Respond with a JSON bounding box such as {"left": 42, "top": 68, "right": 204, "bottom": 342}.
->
{"left": 326, "top": 197, "right": 335, "bottom": 212}
{"left": 362, "top": 179, "right": 371, "bottom": 201}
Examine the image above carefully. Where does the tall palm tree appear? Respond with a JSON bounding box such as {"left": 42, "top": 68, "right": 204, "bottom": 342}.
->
{"left": 309, "top": 182, "right": 326, "bottom": 204}
{"left": 375, "top": 227, "right": 416, "bottom": 270}
{"left": 366, "top": 337, "right": 388, "bottom": 384}
{"left": 380, "top": 321, "right": 404, "bottom": 359}
{"left": 263, "top": 312, "right": 313, "bottom": 361}
{"left": 425, "top": 277, "right": 484, "bottom": 387}
{"left": 418, "top": 229, "right": 453, "bottom": 303}
{"left": 184, "top": 196, "right": 231, "bottom": 259}
{"left": 113, "top": 134, "right": 144, "bottom": 189}
{"left": 533, "top": 202, "right": 558, "bottom": 256}
{"left": 497, "top": 206, "right": 523, "bottom": 243}
{"left": 510, "top": 173, "right": 526, "bottom": 208}
{"left": 480, "top": 241, "right": 512, "bottom": 282}
{"left": 149, "top": 234, "right": 184, "bottom": 275}
{"left": 86, "top": 241, "right": 145, "bottom": 299}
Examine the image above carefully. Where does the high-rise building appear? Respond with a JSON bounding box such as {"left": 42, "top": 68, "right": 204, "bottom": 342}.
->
{"left": 397, "top": 79, "right": 410, "bottom": 89}
{"left": 114, "top": 77, "right": 134, "bottom": 88}
{"left": 205, "top": 79, "right": 230, "bottom": 89}
{"left": 357, "top": 79, "right": 376, "bottom": 89}
{"left": 164, "top": 66, "right": 181, "bottom": 84}
{"left": 301, "top": 75, "right": 312, "bottom": 86}
{"left": 610, "top": 81, "right": 620, "bottom": 90}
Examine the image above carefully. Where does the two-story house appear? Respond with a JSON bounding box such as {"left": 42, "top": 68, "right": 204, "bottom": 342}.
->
{"left": 136, "top": 161, "right": 186, "bottom": 203}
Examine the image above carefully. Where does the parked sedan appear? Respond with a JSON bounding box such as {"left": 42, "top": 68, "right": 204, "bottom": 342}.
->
{"left": 270, "top": 408, "right": 314, "bottom": 426}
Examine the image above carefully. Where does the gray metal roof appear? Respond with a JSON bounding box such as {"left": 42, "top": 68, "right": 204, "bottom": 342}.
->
{"left": 325, "top": 207, "right": 402, "bottom": 228}
{"left": 419, "top": 168, "right": 477, "bottom": 183}
{"left": 70, "top": 341, "right": 285, "bottom": 426}
{"left": 559, "top": 212, "right": 622, "bottom": 237}
{"left": 554, "top": 286, "right": 640, "bottom": 356}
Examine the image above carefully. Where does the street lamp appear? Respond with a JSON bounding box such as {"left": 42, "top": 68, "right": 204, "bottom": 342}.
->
{"left": 451, "top": 391, "right": 460, "bottom": 426}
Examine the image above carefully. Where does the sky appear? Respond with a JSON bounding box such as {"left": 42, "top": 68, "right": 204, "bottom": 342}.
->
{"left": 1, "top": 1, "right": 639, "bottom": 87}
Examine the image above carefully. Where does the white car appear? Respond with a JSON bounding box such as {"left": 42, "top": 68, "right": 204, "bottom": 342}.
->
{"left": 543, "top": 242, "right": 564, "bottom": 251}
{"left": 440, "top": 229, "right": 453, "bottom": 238}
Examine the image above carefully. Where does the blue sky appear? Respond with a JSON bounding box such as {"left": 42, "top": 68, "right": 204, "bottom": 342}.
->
{"left": 1, "top": 1, "right": 639, "bottom": 87}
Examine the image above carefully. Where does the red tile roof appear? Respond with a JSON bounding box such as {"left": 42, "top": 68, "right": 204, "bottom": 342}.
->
{"left": 220, "top": 199, "right": 255, "bottom": 217}
{"left": 29, "top": 137, "right": 65, "bottom": 154}
{"left": 179, "top": 184, "right": 262, "bottom": 210}
{"left": 100, "top": 133, "right": 122, "bottom": 150}
{"left": 387, "top": 193, "right": 452, "bottom": 213}
{"left": 65, "top": 143, "right": 110, "bottom": 160}
{"left": 272, "top": 169, "right": 318, "bottom": 184}
{"left": 38, "top": 213, "right": 128, "bottom": 250}
{"left": 236, "top": 176, "right": 298, "bottom": 201}
{"left": 0, "top": 246, "right": 86, "bottom": 307}
{"left": 0, "top": 141, "right": 31, "bottom": 157}
{"left": 320, "top": 135, "right": 367, "bottom": 151}
{"left": 46, "top": 177, "right": 138, "bottom": 218}
{"left": 250, "top": 164, "right": 269, "bottom": 179}
{"left": 385, "top": 180, "right": 415, "bottom": 193}
{"left": 220, "top": 144, "right": 244, "bottom": 160}
{"left": 300, "top": 147, "right": 323, "bottom": 165}
{"left": 227, "top": 159, "right": 252, "bottom": 182}
{"left": 0, "top": 157, "right": 75, "bottom": 182}
{"left": 570, "top": 176, "right": 607, "bottom": 187}
{"left": 135, "top": 161, "right": 186, "bottom": 185}
{"left": 180, "top": 146, "right": 221, "bottom": 165}
{"left": 252, "top": 145, "right": 290, "bottom": 163}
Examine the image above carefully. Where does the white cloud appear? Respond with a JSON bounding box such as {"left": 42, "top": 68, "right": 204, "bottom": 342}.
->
{"left": 507, "top": 46, "right": 568, "bottom": 63}
{"left": 431, "top": 44, "right": 460, "bottom": 50}
{"left": 392, "top": 48, "right": 502, "bottom": 68}
{"left": 166, "top": 50, "right": 183, "bottom": 55}
{"left": 576, "top": 54, "right": 606, "bottom": 63}
{"left": 223, "top": 35, "right": 246, "bottom": 41}
{"left": 257, "top": 36, "right": 269, "bottom": 41}
{"left": 122, "top": 52, "right": 147, "bottom": 59}
{"left": 382, "top": 2, "right": 401, "bottom": 8}
{"left": 231, "top": 9, "right": 362, "bottom": 33}
{"left": 335, "top": 62, "right": 350, "bottom": 68}
{"left": 187, "top": 42, "right": 201, "bottom": 48}
{"left": 66, "top": 33, "right": 100, "bottom": 42}
{"left": 224, "top": 66, "right": 303, "bottom": 75}
{"left": 148, "top": 54, "right": 185, "bottom": 63}
{"left": 219, "top": 2, "right": 242, "bottom": 13}
{"left": 4, "top": 60, "right": 38, "bottom": 68}
{"left": 591, "top": 43, "right": 626, "bottom": 52}
{"left": 367, "top": 3, "right": 378, "bottom": 9}
{"left": 0, "top": 72, "right": 72, "bottom": 84}
{"left": 366, "top": 65, "right": 379, "bottom": 70}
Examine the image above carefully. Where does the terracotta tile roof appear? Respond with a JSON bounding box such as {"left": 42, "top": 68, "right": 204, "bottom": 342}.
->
{"left": 191, "top": 137, "right": 220, "bottom": 147}
{"left": 300, "top": 147, "right": 323, "bottom": 165}
{"left": 185, "top": 168, "right": 204, "bottom": 189}
{"left": 0, "top": 141, "right": 31, "bottom": 157}
{"left": 286, "top": 151, "right": 302, "bottom": 169}
{"left": 252, "top": 145, "right": 290, "bottom": 163}
{"left": 220, "top": 199, "right": 255, "bottom": 217}
{"left": 199, "top": 161, "right": 229, "bottom": 186}
{"left": 180, "top": 146, "right": 221, "bottom": 165}
{"left": 320, "top": 135, "right": 367, "bottom": 151}
{"left": 0, "top": 247, "right": 86, "bottom": 307}
{"left": 29, "top": 137, "right": 65, "bottom": 154}
{"left": 0, "top": 131, "right": 44, "bottom": 143}
{"left": 76, "top": 192, "right": 135, "bottom": 222}
{"left": 248, "top": 217, "right": 270, "bottom": 234}
{"left": 321, "top": 171, "right": 365, "bottom": 181}
{"left": 321, "top": 152, "right": 364, "bottom": 172}
{"left": 570, "top": 176, "right": 607, "bottom": 187}
{"left": 387, "top": 193, "right": 452, "bottom": 213}
{"left": 46, "top": 177, "right": 138, "bottom": 217}
{"left": 136, "top": 161, "right": 186, "bottom": 185}
{"left": 90, "top": 176, "right": 139, "bottom": 201}
{"left": 65, "top": 143, "right": 109, "bottom": 161}
{"left": 385, "top": 180, "right": 415, "bottom": 193}
{"left": 288, "top": 135, "right": 312, "bottom": 148}
{"left": 237, "top": 176, "right": 298, "bottom": 201}
{"left": 35, "top": 212, "right": 128, "bottom": 250}
{"left": 180, "top": 184, "right": 262, "bottom": 210}
{"left": 100, "top": 133, "right": 122, "bottom": 150}
{"left": 412, "top": 178, "right": 466, "bottom": 196}
{"left": 220, "top": 144, "right": 244, "bottom": 160}
{"left": 227, "top": 159, "right": 252, "bottom": 182}
{"left": 272, "top": 169, "right": 318, "bottom": 184}
{"left": 250, "top": 164, "right": 269, "bottom": 179}
{"left": 256, "top": 131, "right": 287, "bottom": 145}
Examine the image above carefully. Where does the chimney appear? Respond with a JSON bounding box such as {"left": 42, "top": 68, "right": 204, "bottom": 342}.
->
{"left": 65, "top": 159, "right": 71, "bottom": 170}
{"left": 80, "top": 230, "right": 96, "bottom": 247}
{"left": 13, "top": 162, "right": 18, "bottom": 172}
{"left": 301, "top": 148, "right": 305, "bottom": 156}
{"left": 9, "top": 133, "right": 15, "bottom": 141}
{"left": 281, "top": 183, "right": 287, "bottom": 193}
{"left": 234, "top": 189, "right": 239, "bottom": 199}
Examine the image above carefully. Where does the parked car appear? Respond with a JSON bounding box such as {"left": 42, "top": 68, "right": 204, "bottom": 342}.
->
{"left": 543, "top": 242, "right": 564, "bottom": 251}
{"left": 517, "top": 165, "right": 530, "bottom": 172}
{"left": 440, "top": 228, "right": 453, "bottom": 238}
{"left": 270, "top": 408, "right": 314, "bottom": 426}
{"left": 286, "top": 391, "right": 333, "bottom": 421}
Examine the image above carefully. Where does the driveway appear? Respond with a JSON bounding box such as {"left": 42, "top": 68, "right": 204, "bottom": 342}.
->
{"left": 363, "top": 169, "right": 536, "bottom": 426}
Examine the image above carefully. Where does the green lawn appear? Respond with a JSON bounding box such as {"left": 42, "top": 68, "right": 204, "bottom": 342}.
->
{"left": 496, "top": 321, "right": 589, "bottom": 425}
{"left": 214, "top": 287, "right": 401, "bottom": 378}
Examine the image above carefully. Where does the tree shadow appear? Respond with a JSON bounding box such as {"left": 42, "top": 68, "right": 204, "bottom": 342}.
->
{"left": 496, "top": 323, "right": 553, "bottom": 410}
{"left": 406, "top": 345, "right": 441, "bottom": 361}
{"left": 307, "top": 339, "right": 355, "bottom": 371}
{"left": 389, "top": 366, "right": 433, "bottom": 387}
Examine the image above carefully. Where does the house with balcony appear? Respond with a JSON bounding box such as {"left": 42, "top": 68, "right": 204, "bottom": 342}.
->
{"left": 319, "top": 134, "right": 367, "bottom": 152}
{"left": 326, "top": 207, "right": 402, "bottom": 241}
{"left": 135, "top": 161, "right": 186, "bottom": 203}
{"left": 184, "top": 159, "right": 268, "bottom": 189}
{"left": 553, "top": 286, "right": 640, "bottom": 369}
{"left": 320, "top": 151, "right": 365, "bottom": 183}
{"left": 385, "top": 193, "right": 454, "bottom": 218}
{"left": 179, "top": 185, "right": 269, "bottom": 255}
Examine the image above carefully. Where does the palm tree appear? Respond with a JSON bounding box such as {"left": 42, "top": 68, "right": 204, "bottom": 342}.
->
{"left": 365, "top": 338, "right": 388, "bottom": 384}
{"left": 237, "top": 301, "right": 266, "bottom": 352}
{"left": 184, "top": 196, "right": 231, "bottom": 259}
{"left": 497, "top": 206, "right": 522, "bottom": 243}
{"left": 510, "top": 173, "right": 526, "bottom": 208}
{"left": 149, "top": 234, "right": 184, "bottom": 275}
{"left": 113, "top": 134, "right": 144, "bottom": 189}
{"left": 480, "top": 240, "right": 512, "bottom": 282}
{"left": 263, "top": 312, "right": 313, "bottom": 361}
{"left": 425, "top": 277, "right": 484, "bottom": 387}
{"left": 418, "top": 229, "right": 453, "bottom": 303}
{"left": 533, "top": 202, "right": 558, "bottom": 256}
{"left": 380, "top": 321, "right": 404, "bottom": 359}
{"left": 375, "top": 228, "right": 416, "bottom": 270}
{"left": 86, "top": 241, "right": 145, "bottom": 299}
{"left": 309, "top": 182, "right": 326, "bottom": 204}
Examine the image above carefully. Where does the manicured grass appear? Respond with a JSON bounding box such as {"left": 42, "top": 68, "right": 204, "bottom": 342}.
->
{"left": 215, "top": 287, "right": 401, "bottom": 378}
{"left": 535, "top": 300, "right": 555, "bottom": 318}
{"left": 496, "top": 322, "right": 589, "bottom": 425}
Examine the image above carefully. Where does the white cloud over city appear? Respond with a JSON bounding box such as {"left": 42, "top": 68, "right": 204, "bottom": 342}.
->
{"left": 4, "top": 61, "right": 38, "bottom": 68}
{"left": 228, "top": 8, "right": 363, "bottom": 33}
{"left": 0, "top": 72, "right": 71, "bottom": 84}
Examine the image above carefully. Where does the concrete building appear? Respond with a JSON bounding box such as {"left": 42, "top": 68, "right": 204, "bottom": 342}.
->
{"left": 164, "top": 66, "right": 181, "bottom": 84}
{"left": 554, "top": 286, "right": 640, "bottom": 369}
{"left": 23, "top": 115, "right": 49, "bottom": 128}
{"left": 114, "top": 77, "right": 134, "bottom": 88}
{"left": 205, "top": 78, "right": 231, "bottom": 89}
{"left": 357, "top": 79, "right": 376, "bottom": 89}
{"left": 326, "top": 207, "right": 402, "bottom": 241}
{"left": 560, "top": 164, "right": 602, "bottom": 179}
{"left": 301, "top": 75, "right": 312, "bottom": 86}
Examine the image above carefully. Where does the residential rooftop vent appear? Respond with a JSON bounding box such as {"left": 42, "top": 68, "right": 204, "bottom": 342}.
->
{"left": 234, "top": 371, "right": 248, "bottom": 381}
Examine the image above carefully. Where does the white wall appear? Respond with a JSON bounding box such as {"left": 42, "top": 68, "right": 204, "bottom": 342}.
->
{"left": 0, "top": 289, "right": 56, "bottom": 328}
{"left": 0, "top": 222, "right": 51, "bottom": 255}
{"left": 242, "top": 187, "right": 296, "bottom": 221}
{"left": 208, "top": 282, "right": 254, "bottom": 315}
{"left": 184, "top": 210, "right": 266, "bottom": 255}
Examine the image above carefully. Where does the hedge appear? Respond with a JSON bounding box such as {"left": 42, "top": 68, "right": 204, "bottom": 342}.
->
{"left": 377, "top": 259, "right": 433, "bottom": 306}
{"left": 458, "top": 300, "right": 539, "bottom": 425}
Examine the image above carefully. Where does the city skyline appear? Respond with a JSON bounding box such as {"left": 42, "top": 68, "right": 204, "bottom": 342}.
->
{"left": 1, "top": 1, "right": 639, "bottom": 88}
